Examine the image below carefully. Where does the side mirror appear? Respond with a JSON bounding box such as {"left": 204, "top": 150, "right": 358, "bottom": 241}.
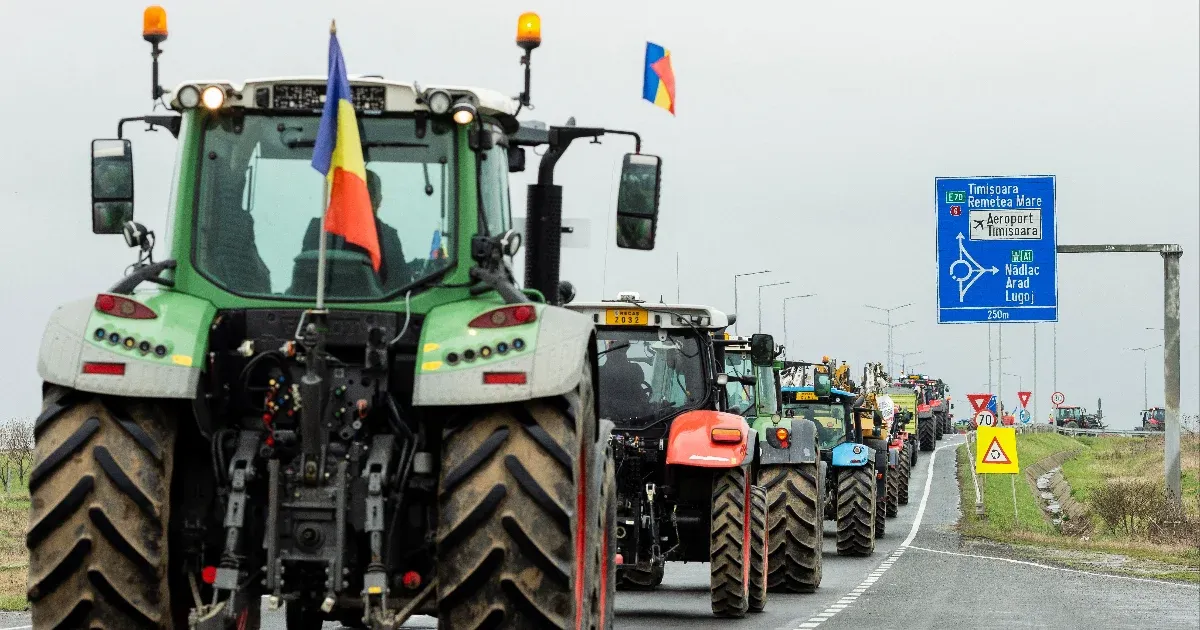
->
{"left": 615, "top": 153, "right": 661, "bottom": 250}
{"left": 92, "top": 139, "right": 135, "bottom": 234}
{"left": 750, "top": 333, "right": 775, "bottom": 366}
{"left": 507, "top": 145, "right": 526, "bottom": 173}
{"left": 813, "top": 369, "right": 832, "bottom": 399}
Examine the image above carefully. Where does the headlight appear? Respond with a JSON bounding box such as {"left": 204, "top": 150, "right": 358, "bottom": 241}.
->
{"left": 177, "top": 85, "right": 200, "bottom": 108}
{"left": 425, "top": 89, "right": 451, "bottom": 114}
{"left": 451, "top": 100, "right": 476, "bottom": 125}
{"left": 201, "top": 85, "right": 226, "bottom": 109}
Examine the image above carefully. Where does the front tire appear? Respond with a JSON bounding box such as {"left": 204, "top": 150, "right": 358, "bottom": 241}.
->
{"left": 762, "top": 465, "right": 822, "bottom": 593}
{"left": 26, "top": 386, "right": 178, "bottom": 630}
{"left": 919, "top": 417, "right": 936, "bottom": 452}
{"left": 885, "top": 462, "right": 899, "bottom": 517}
{"left": 436, "top": 361, "right": 598, "bottom": 629}
{"left": 710, "top": 466, "right": 751, "bottom": 618}
{"left": 835, "top": 466, "right": 875, "bottom": 556}
{"left": 898, "top": 441, "right": 912, "bottom": 506}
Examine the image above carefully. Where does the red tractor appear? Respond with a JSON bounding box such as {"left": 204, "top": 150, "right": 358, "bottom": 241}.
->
{"left": 566, "top": 294, "right": 770, "bottom": 617}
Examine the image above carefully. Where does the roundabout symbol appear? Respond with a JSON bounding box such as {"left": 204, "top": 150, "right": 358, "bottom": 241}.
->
{"left": 949, "top": 232, "right": 999, "bottom": 302}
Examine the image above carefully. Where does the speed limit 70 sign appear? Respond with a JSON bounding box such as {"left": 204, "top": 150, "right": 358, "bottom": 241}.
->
{"left": 1051, "top": 391, "right": 1065, "bottom": 406}
{"left": 975, "top": 410, "right": 997, "bottom": 427}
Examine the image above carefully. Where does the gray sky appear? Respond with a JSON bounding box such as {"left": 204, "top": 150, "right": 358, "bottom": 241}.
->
{"left": 1, "top": 0, "right": 1196, "bottom": 429}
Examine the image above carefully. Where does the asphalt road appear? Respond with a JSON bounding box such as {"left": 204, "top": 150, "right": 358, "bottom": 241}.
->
{"left": 2, "top": 434, "right": 1196, "bottom": 629}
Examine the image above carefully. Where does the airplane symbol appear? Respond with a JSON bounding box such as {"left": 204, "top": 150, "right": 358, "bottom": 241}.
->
{"left": 948, "top": 232, "right": 998, "bottom": 302}
{"left": 973, "top": 219, "right": 984, "bottom": 230}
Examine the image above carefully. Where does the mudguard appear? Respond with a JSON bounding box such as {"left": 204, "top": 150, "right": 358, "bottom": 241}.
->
{"left": 412, "top": 299, "right": 592, "bottom": 406}
{"left": 756, "top": 417, "right": 820, "bottom": 465}
{"left": 665, "top": 410, "right": 754, "bottom": 468}
{"left": 830, "top": 442, "right": 874, "bottom": 468}
{"left": 38, "top": 292, "right": 215, "bottom": 399}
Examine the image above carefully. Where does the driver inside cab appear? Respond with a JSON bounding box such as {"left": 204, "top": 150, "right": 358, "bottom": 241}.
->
{"left": 299, "top": 168, "right": 410, "bottom": 292}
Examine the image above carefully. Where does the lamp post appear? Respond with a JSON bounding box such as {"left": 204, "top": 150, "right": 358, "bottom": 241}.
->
{"left": 782, "top": 294, "right": 815, "bottom": 353}
{"left": 757, "top": 281, "right": 791, "bottom": 333}
{"left": 895, "top": 350, "right": 923, "bottom": 374}
{"left": 988, "top": 356, "right": 1010, "bottom": 411}
{"left": 866, "top": 302, "right": 913, "bottom": 375}
{"left": 732, "top": 270, "right": 770, "bottom": 334}
{"left": 1129, "top": 345, "right": 1163, "bottom": 410}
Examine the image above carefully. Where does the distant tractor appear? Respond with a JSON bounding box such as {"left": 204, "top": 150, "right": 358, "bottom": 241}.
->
{"left": 1141, "top": 407, "right": 1166, "bottom": 431}
{"left": 1055, "top": 399, "right": 1105, "bottom": 430}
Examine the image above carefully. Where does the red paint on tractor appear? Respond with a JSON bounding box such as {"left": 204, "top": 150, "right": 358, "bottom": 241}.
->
{"left": 665, "top": 410, "right": 749, "bottom": 467}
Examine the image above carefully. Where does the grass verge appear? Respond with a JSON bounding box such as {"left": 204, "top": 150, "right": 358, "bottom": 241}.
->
{"left": 0, "top": 494, "right": 28, "bottom": 612}
{"left": 955, "top": 433, "right": 1200, "bottom": 584}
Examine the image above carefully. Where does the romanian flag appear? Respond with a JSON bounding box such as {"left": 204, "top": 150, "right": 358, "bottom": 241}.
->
{"left": 642, "top": 42, "right": 675, "bottom": 115}
{"left": 429, "top": 229, "right": 444, "bottom": 260}
{"left": 311, "top": 24, "right": 381, "bottom": 271}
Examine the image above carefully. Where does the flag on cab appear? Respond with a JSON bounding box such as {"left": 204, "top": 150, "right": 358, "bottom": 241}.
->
{"left": 429, "top": 229, "right": 444, "bottom": 260}
{"left": 311, "top": 23, "right": 381, "bottom": 271}
{"left": 642, "top": 42, "right": 675, "bottom": 115}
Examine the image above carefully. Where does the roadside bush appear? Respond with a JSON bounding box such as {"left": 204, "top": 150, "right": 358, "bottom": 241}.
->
{"left": 1091, "top": 478, "right": 1199, "bottom": 544}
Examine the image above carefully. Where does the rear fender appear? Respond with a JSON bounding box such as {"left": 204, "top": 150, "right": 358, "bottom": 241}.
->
{"left": 756, "top": 417, "right": 819, "bottom": 465}
{"left": 38, "top": 292, "right": 214, "bottom": 399}
{"left": 665, "top": 410, "right": 753, "bottom": 468}
{"left": 412, "top": 300, "right": 591, "bottom": 406}
{"left": 831, "top": 442, "right": 873, "bottom": 468}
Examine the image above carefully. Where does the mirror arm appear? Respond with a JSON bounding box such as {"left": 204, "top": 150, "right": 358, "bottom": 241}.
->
{"left": 109, "top": 259, "right": 177, "bottom": 295}
{"left": 601, "top": 128, "right": 642, "bottom": 154}
{"left": 536, "top": 126, "right": 606, "bottom": 184}
{"left": 117, "top": 114, "right": 182, "bottom": 140}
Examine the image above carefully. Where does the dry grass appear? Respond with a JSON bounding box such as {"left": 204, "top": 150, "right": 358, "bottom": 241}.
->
{"left": 0, "top": 495, "right": 29, "bottom": 611}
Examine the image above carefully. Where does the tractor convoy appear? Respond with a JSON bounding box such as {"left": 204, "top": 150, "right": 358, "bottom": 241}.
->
{"left": 27, "top": 7, "right": 951, "bottom": 629}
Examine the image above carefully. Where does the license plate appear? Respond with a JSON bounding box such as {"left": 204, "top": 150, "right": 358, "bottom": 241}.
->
{"left": 605, "top": 308, "right": 648, "bottom": 325}
{"left": 795, "top": 391, "right": 818, "bottom": 401}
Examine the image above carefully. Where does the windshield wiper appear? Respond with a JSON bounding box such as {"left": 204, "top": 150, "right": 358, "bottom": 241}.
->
{"left": 598, "top": 342, "right": 630, "bottom": 356}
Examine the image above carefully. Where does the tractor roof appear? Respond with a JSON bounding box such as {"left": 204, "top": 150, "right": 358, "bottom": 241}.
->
{"left": 165, "top": 76, "right": 518, "bottom": 117}
{"left": 783, "top": 386, "right": 856, "bottom": 398}
{"left": 566, "top": 296, "right": 729, "bottom": 330}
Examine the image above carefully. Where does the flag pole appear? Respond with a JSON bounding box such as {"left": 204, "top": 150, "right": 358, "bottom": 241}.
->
{"left": 314, "top": 18, "right": 336, "bottom": 311}
{"left": 315, "top": 177, "right": 330, "bottom": 310}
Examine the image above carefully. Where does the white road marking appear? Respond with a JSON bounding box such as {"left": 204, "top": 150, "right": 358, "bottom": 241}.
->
{"left": 0, "top": 625, "right": 32, "bottom": 630}
{"left": 906, "top": 545, "right": 1200, "bottom": 588}
{"left": 793, "top": 439, "right": 961, "bottom": 629}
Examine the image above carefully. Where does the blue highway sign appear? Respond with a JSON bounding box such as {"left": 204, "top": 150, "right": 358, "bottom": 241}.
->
{"left": 935, "top": 176, "right": 1058, "bottom": 323}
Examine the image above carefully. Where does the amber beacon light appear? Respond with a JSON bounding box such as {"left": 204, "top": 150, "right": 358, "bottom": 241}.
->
{"left": 143, "top": 6, "right": 168, "bottom": 43}
{"left": 516, "top": 12, "right": 541, "bottom": 50}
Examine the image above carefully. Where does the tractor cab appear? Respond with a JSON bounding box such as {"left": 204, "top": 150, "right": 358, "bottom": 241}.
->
{"left": 569, "top": 294, "right": 729, "bottom": 436}
{"left": 1142, "top": 407, "right": 1166, "bottom": 430}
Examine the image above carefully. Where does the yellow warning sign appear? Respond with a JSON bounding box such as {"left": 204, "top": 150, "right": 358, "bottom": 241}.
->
{"left": 975, "top": 426, "right": 1019, "bottom": 474}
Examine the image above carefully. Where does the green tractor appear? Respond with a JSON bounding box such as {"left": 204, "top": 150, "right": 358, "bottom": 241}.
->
{"left": 29, "top": 9, "right": 664, "bottom": 630}
{"left": 722, "top": 335, "right": 823, "bottom": 594}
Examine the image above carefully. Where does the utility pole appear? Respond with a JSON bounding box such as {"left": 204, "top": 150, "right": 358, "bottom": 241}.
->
{"left": 782, "top": 294, "right": 816, "bottom": 354}
{"left": 732, "top": 269, "right": 770, "bottom": 335}
{"left": 1056, "top": 242, "right": 1183, "bottom": 504}
{"left": 865, "top": 302, "right": 913, "bottom": 375}
{"left": 999, "top": 326, "right": 1004, "bottom": 414}
{"left": 675, "top": 253, "right": 681, "bottom": 303}
{"left": 896, "top": 350, "right": 923, "bottom": 374}
{"left": 1033, "top": 323, "right": 1038, "bottom": 429}
{"left": 757, "top": 281, "right": 791, "bottom": 333}
{"left": 988, "top": 324, "right": 993, "bottom": 396}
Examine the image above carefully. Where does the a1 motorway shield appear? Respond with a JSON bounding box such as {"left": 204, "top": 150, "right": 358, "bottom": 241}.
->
{"left": 935, "top": 176, "right": 1058, "bottom": 323}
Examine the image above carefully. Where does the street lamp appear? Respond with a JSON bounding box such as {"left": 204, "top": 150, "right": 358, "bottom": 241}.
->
{"left": 782, "top": 294, "right": 816, "bottom": 353}
{"left": 757, "top": 281, "right": 791, "bottom": 332}
{"left": 895, "top": 350, "right": 923, "bottom": 374}
{"left": 866, "top": 302, "right": 913, "bottom": 375}
{"left": 1003, "top": 372, "right": 1024, "bottom": 392}
{"left": 732, "top": 270, "right": 770, "bottom": 334}
{"left": 1129, "top": 345, "right": 1163, "bottom": 410}
{"left": 988, "top": 356, "right": 1010, "bottom": 409}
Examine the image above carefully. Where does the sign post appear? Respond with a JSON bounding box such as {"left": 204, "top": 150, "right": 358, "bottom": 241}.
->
{"left": 935, "top": 176, "right": 1058, "bottom": 324}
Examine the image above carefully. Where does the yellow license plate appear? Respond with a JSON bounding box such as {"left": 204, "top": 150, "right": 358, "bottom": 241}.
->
{"left": 796, "top": 391, "right": 818, "bottom": 401}
{"left": 605, "top": 308, "right": 649, "bottom": 325}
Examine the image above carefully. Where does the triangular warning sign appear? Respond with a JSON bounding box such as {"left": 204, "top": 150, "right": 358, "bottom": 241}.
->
{"left": 982, "top": 436, "right": 1012, "bottom": 464}
{"left": 1017, "top": 391, "right": 1031, "bottom": 408}
{"left": 968, "top": 394, "right": 991, "bottom": 413}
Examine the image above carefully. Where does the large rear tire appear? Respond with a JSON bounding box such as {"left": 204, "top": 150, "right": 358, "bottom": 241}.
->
{"left": 885, "top": 462, "right": 899, "bottom": 517}
{"left": 898, "top": 441, "right": 912, "bottom": 506}
{"left": 761, "top": 465, "right": 822, "bottom": 594}
{"left": 835, "top": 467, "right": 875, "bottom": 556}
{"left": 436, "top": 361, "right": 598, "bottom": 630}
{"left": 593, "top": 451, "right": 617, "bottom": 630}
{"left": 748, "top": 486, "right": 768, "bottom": 613}
{"left": 918, "top": 417, "right": 936, "bottom": 452}
{"left": 26, "top": 386, "right": 179, "bottom": 630}
{"left": 935, "top": 412, "right": 944, "bottom": 441}
{"left": 874, "top": 472, "right": 887, "bottom": 538}
{"left": 710, "top": 466, "right": 751, "bottom": 618}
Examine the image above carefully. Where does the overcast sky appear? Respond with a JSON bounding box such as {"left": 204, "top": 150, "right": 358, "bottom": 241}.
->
{"left": 1, "top": 0, "right": 1196, "bottom": 429}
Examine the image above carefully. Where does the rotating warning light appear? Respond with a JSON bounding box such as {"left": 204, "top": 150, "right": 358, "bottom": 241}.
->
{"left": 516, "top": 12, "right": 541, "bottom": 50}
{"left": 201, "top": 85, "right": 226, "bottom": 110}
{"left": 143, "top": 6, "right": 168, "bottom": 43}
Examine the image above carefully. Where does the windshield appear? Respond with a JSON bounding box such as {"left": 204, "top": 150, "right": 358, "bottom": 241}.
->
{"left": 595, "top": 329, "right": 707, "bottom": 429}
{"left": 788, "top": 402, "right": 849, "bottom": 449}
{"left": 724, "top": 351, "right": 754, "bottom": 415}
{"left": 193, "top": 112, "right": 458, "bottom": 300}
